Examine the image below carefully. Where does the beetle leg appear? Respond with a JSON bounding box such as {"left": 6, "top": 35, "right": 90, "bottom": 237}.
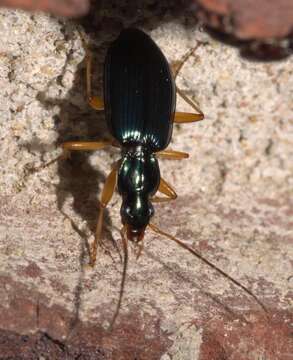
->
{"left": 175, "top": 87, "right": 204, "bottom": 123}
{"left": 79, "top": 29, "right": 104, "bottom": 111}
{"left": 151, "top": 177, "right": 177, "bottom": 203}
{"left": 85, "top": 48, "right": 104, "bottom": 110}
{"left": 174, "top": 111, "right": 204, "bottom": 123}
{"left": 157, "top": 149, "right": 189, "bottom": 160}
{"left": 62, "top": 140, "right": 112, "bottom": 158}
{"left": 89, "top": 96, "right": 104, "bottom": 111}
{"left": 90, "top": 164, "right": 118, "bottom": 267}
{"left": 173, "top": 41, "right": 205, "bottom": 123}
{"left": 173, "top": 42, "right": 203, "bottom": 80}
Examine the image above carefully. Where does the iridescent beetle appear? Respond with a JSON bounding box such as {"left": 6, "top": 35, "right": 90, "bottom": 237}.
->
{"left": 62, "top": 29, "right": 266, "bottom": 324}
{"left": 62, "top": 28, "right": 205, "bottom": 263}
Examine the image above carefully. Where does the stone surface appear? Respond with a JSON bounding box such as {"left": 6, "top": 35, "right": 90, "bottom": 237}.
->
{"left": 0, "top": 3, "right": 292, "bottom": 359}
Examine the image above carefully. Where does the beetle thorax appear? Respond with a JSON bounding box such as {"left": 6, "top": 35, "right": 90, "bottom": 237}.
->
{"left": 118, "top": 145, "right": 160, "bottom": 238}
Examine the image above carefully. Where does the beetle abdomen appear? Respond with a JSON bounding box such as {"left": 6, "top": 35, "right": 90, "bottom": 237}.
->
{"left": 104, "top": 28, "right": 175, "bottom": 151}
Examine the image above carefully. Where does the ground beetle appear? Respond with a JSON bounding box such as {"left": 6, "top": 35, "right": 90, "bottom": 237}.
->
{"left": 62, "top": 28, "right": 204, "bottom": 263}
{"left": 61, "top": 28, "right": 267, "bottom": 324}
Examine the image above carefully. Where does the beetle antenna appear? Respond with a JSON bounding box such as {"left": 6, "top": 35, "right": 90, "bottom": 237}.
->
{"left": 148, "top": 223, "right": 268, "bottom": 316}
{"left": 109, "top": 226, "right": 129, "bottom": 330}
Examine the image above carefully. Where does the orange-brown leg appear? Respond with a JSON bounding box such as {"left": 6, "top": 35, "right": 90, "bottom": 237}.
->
{"left": 25, "top": 141, "right": 109, "bottom": 177}
{"left": 62, "top": 140, "right": 112, "bottom": 159}
{"left": 89, "top": 96, "right": 104, "bottom": 111}
{"left": 62, "top": 141, "right": 112, "bottom": 151}
{"left": 79, "top": 30, "right": 104, "bottom": 111}
{"left": 90, "top": 164, "right": 118, "bottom": 267}
{"left": 21, "top": 140, "right": 111, "bottom": 184}
{"left": 173, "top": 42, "right": 205, "bottom": 124}
{"left": 152, "top": 177, "right": 177, "bottom": 203}
{"left": 157, "top": 149, "right": 189, "bottom": 160}
{"left": 174, "top": 87, "right": 204, "bottom": 124}
{"left": 174, "top": 111, "right": 204, "bottom": 123}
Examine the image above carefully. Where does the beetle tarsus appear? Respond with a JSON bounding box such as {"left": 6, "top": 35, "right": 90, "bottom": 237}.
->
{"left": 156, "top": 149, "right": 189, "bottom": 160}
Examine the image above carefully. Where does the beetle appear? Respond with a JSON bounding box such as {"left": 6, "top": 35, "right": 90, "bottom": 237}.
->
{"left": 62, "top": 28, "right": 204, "bottom": 264}
{"left": 61, "top": 28, "right": 267, "bottom": 324}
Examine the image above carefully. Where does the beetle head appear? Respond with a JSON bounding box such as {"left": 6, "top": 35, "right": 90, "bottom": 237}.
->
{"left": 126, "top": 224, "right": 146, "bottom": 243}
{"left": 120, "top": 195, "right": 154, "bottom": 243}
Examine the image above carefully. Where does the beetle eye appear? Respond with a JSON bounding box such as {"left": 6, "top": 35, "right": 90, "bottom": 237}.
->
{"left": 121, "top": 204, "right": 131, "bottom": 223}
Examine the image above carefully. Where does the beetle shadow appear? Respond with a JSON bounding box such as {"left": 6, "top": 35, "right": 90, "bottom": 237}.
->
{"left": 31, "top": 26, "right": 121, "bottom": 332}
{"left": 37, "top": 60, "right": 112, "bottom": 240}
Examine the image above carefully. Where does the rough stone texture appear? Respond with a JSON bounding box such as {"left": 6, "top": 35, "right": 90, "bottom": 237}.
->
{"left": 0, "top": 3, "right": 292, "bottom": 359}
{"left": 194, "top": 0, "right": 293, "bottom": 39}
